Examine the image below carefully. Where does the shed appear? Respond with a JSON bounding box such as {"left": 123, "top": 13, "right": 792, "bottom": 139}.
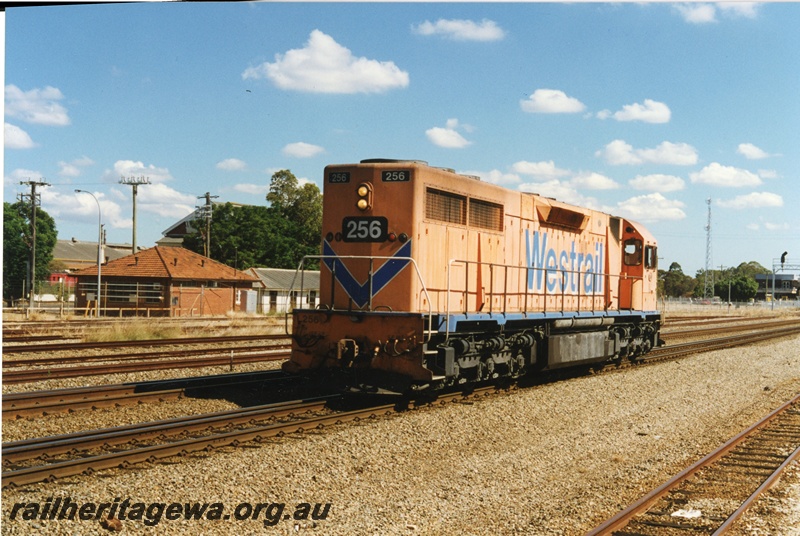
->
{"left": 247, "top": 268, "right": 320, "bottom": 313}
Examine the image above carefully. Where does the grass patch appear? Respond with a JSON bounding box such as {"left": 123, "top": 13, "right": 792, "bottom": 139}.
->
{"left": 84, "top": 320, "right": 184, "bottom": 342}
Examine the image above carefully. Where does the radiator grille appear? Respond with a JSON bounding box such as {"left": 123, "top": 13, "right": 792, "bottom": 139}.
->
{"left": 469, "top": 198, "right": 504, "bottom": 231}
{"left": 426, "top": 188, "right": 466, "bottom": 225}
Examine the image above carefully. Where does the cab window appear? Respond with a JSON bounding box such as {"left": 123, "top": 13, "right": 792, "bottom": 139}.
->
{"left": 623, "top": 239, "right": 642, "bottom": 266}
{"left": 644, "top": 245, "right": 657, "bottom": 270}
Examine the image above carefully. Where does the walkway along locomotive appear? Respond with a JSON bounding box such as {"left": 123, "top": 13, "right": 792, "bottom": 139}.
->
{"left": 284, "top": 159, "right": 662, "bottom": 393}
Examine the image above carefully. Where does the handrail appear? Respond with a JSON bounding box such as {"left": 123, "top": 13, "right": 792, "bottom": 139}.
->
{"left": 445, "top": 259, "right": 645, "bottom": 343}
{"left": 285, "top": 254, "right": 434, "bottom": 344}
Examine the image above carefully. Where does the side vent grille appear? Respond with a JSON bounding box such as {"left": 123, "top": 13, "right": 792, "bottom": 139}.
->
{"left": 426, "top": 188, "right": 466, "bottom": 225}
{"left": 469, "top": 198, "right": 504, "bottom": 231}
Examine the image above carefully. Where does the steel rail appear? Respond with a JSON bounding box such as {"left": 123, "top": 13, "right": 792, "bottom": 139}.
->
{"left": 3, "top": 342, "right": 291, "bottom": 367}
{"left": 2, "top": 400, "right": 390, "bottom": 488}
{"left": 2, "top": 397, "right": 335, "bottom": 464}
{"left": 3, "top": 370, "right": 292, "bottom": 420}
{"left": 1, "top": 351, "right": 291, "bottom": 384}
{"left": 661, "top": 318, "right": 800, "bottom": 338}
{"left": 2, "top": 386, "right": 506, "bottom": 488}
{"left": 1, "top": 333, "right": 288, "bottom": 354}
{"left": 585, "top": 393, "right": 800, "bottom": 535}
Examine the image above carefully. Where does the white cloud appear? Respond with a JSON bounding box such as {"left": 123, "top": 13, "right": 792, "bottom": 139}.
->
{"left": 689, "top": 162, "right": 762, "bottom": 187}
{"left": 106, "top": 160, "right": 174, "bottom": 184}
{"left": 5, "top": 85, "right": 70, "bottom": 126}
{"left": 243, "top": 30, "right": 409, "bottom": 94}
{"left": 737, "top": 143, "right": 773, "bottom": 160}
{"left": 93, "top": 159, "right": 194, "bottom": 224}
{"left": 58, "top": 156, "right": 94, "bottom": 178}
{"left": 758, "top": 169, "right": 779, "bottom": 180}
{"left": 602, "top": 99, "right": 671, "bottom": 124}
{"left": 282, "top": 142, "right": 325, "bottom": 158}
{"left": 629, "top": 174, "right": 686, "bottom": 192}
{"left": 596, "top": 139, "right": 698, "bottom": 166}
{"left": 57, "top": 189, "right": 127, "bottom": 231}
{"left": 4, "top": 123, "right": 36, "bottom": 149}
{"left": 717, "top": 192, "right": 783, "bottom": 209}
{"left": 764, "top": 222, "right": 790, "bottom": 231}
{"left": 674, "top": 3, "right": 718, "bottom": 24}
{"left": 426, "top": 128, "right": 471, "bottom": 149}
{"left": 5, "top": 168, "right": 43, "bottom": 188}
{"left": 412, "top": 19, "right": 505, "bottom": 41}
{"left": 426, "top": 119, "right": 472, "bottom": 148}
{"left": 234, "top": 183, "right": 269, "bottom": 196}
{"left": 216, "top": 158, "right": 247, "bottom": 171}
{"left": 519, "top": 180, "right": 600, "bottom": 209}
{"left": 637, "top": 141, "right": 698, "bottom": 165}
{"left": 615, "top": 193, "right": 687, "bottom": 223}
{"left": 570, "top": 172, "right": 619, "bottom": 190}
{"left": 511, "top": 160, "right": 570, "bottom": 180}
{"left": 520, "top": 89, "right": 586, "bottom": 114}
{"left": 135, "top": 183, "right": 197, "bottom": 219}
{"left": 674, "top": 2, "right": 760, "bottom": 24}
{"left": 718, "top": 2, "right": 760, "bottom": 19}
{"left": 463, "top": 169, "right": 521, "bottom": 186}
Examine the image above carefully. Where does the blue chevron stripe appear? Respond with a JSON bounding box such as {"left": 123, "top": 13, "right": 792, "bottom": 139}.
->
{"left": 322, "top": 240, "right": 413, "bottom": 308}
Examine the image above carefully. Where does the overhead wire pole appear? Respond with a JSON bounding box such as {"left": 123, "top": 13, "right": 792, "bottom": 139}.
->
{"left": 119, "top": 176, "right": 151, "bottom": 253}
{"left": 19, "top": 179, "right": 50, "bottom": 311}
{"left": 197, "top": 192, "right": 218, "bottom": 257}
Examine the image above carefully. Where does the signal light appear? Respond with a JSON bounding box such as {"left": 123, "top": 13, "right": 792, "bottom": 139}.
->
{"left": 356, "top": 182, "right": 373, "bottom": 211}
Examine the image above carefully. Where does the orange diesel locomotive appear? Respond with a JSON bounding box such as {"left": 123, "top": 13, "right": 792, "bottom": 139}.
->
{"left": 284, "top": 159, "right": 662, "bottom": 393}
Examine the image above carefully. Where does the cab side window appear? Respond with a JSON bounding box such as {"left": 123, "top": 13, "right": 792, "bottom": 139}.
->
{"left": 624, "top": 238, "right": 642, "bottom": 266}
{"left": 644, "top": 245, "right": 658, "bottom": 270}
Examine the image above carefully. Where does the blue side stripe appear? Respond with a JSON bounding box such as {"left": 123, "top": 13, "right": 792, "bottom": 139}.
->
{"left": 322, "top": 240, "right": 412, "bottom": 308}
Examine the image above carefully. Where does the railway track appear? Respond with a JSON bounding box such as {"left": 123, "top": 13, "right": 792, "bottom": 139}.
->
{"left": 643, "top": 323, "right": 800, "bottom": 364}
{"left": 0, "top": 386, "right": 504, "bottom": 489}
{"left": 2, "top": 334, "right": 293, "bottom": 384}
{"left": 1, "top": 333, "right": 289, "bottom": 353}
{"left": 2, "top": 370, "right": 295, "bottom": 420}
{"left": 661, "top": 318, "right": 800, "bottom": 340}
{"left": 586, "top": 393, "right": 800, "bottom": 535}
{"left": 2, "top": 316, "right": 284, "bottom": 341}
{"left": 1, "top": 351, "right": 291, "bottom": 384}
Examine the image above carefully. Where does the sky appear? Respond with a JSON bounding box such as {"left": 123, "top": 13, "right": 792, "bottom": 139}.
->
{"left": 3, "top": 1, "right": 798, "bottom": 276}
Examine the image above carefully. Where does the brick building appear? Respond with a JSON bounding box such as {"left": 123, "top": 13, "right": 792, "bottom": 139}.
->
{"left": 72, "top": 246, "right": 258, "bottom": 317}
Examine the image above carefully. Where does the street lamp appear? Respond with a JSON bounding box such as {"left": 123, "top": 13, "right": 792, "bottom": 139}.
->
{"left": 75, "top": 190, "right": 102, "bottom": 317}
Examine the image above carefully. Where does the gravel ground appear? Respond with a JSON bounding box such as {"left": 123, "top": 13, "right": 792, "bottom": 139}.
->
{"left": 2, "top": 334, "right": 799, "bottom": 535}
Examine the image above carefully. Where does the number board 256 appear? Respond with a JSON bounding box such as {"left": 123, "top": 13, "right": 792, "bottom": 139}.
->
{"left": 381, "top": 170, "right": 411, "bottom": 182}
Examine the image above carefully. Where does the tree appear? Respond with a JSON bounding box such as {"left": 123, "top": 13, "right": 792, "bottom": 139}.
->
{"left": 184, "top": 169, "right": 323, "bottom": 269}
{"left": 714, "top": 276, "right": 758, "bottom": 302}
{"left": 265, "top": 169, "right": 322, "bottom": 268}
{"left": 661, "top": 262, "right": 696, "bottom": 298}
{"left": 3, "top": 201, "right": 58, "bottom": 302}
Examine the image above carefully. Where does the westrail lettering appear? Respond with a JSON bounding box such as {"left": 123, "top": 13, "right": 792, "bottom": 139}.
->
{"left": 525, "top": 230, "right": 604, "bottom": 294}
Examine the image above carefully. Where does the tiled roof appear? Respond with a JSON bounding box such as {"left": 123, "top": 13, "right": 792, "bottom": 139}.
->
{"left": 73, "top": 246, "right": 257, "bottom": 282}
{"left": 248, "top": 268, "right": 319, "bottom": 290}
